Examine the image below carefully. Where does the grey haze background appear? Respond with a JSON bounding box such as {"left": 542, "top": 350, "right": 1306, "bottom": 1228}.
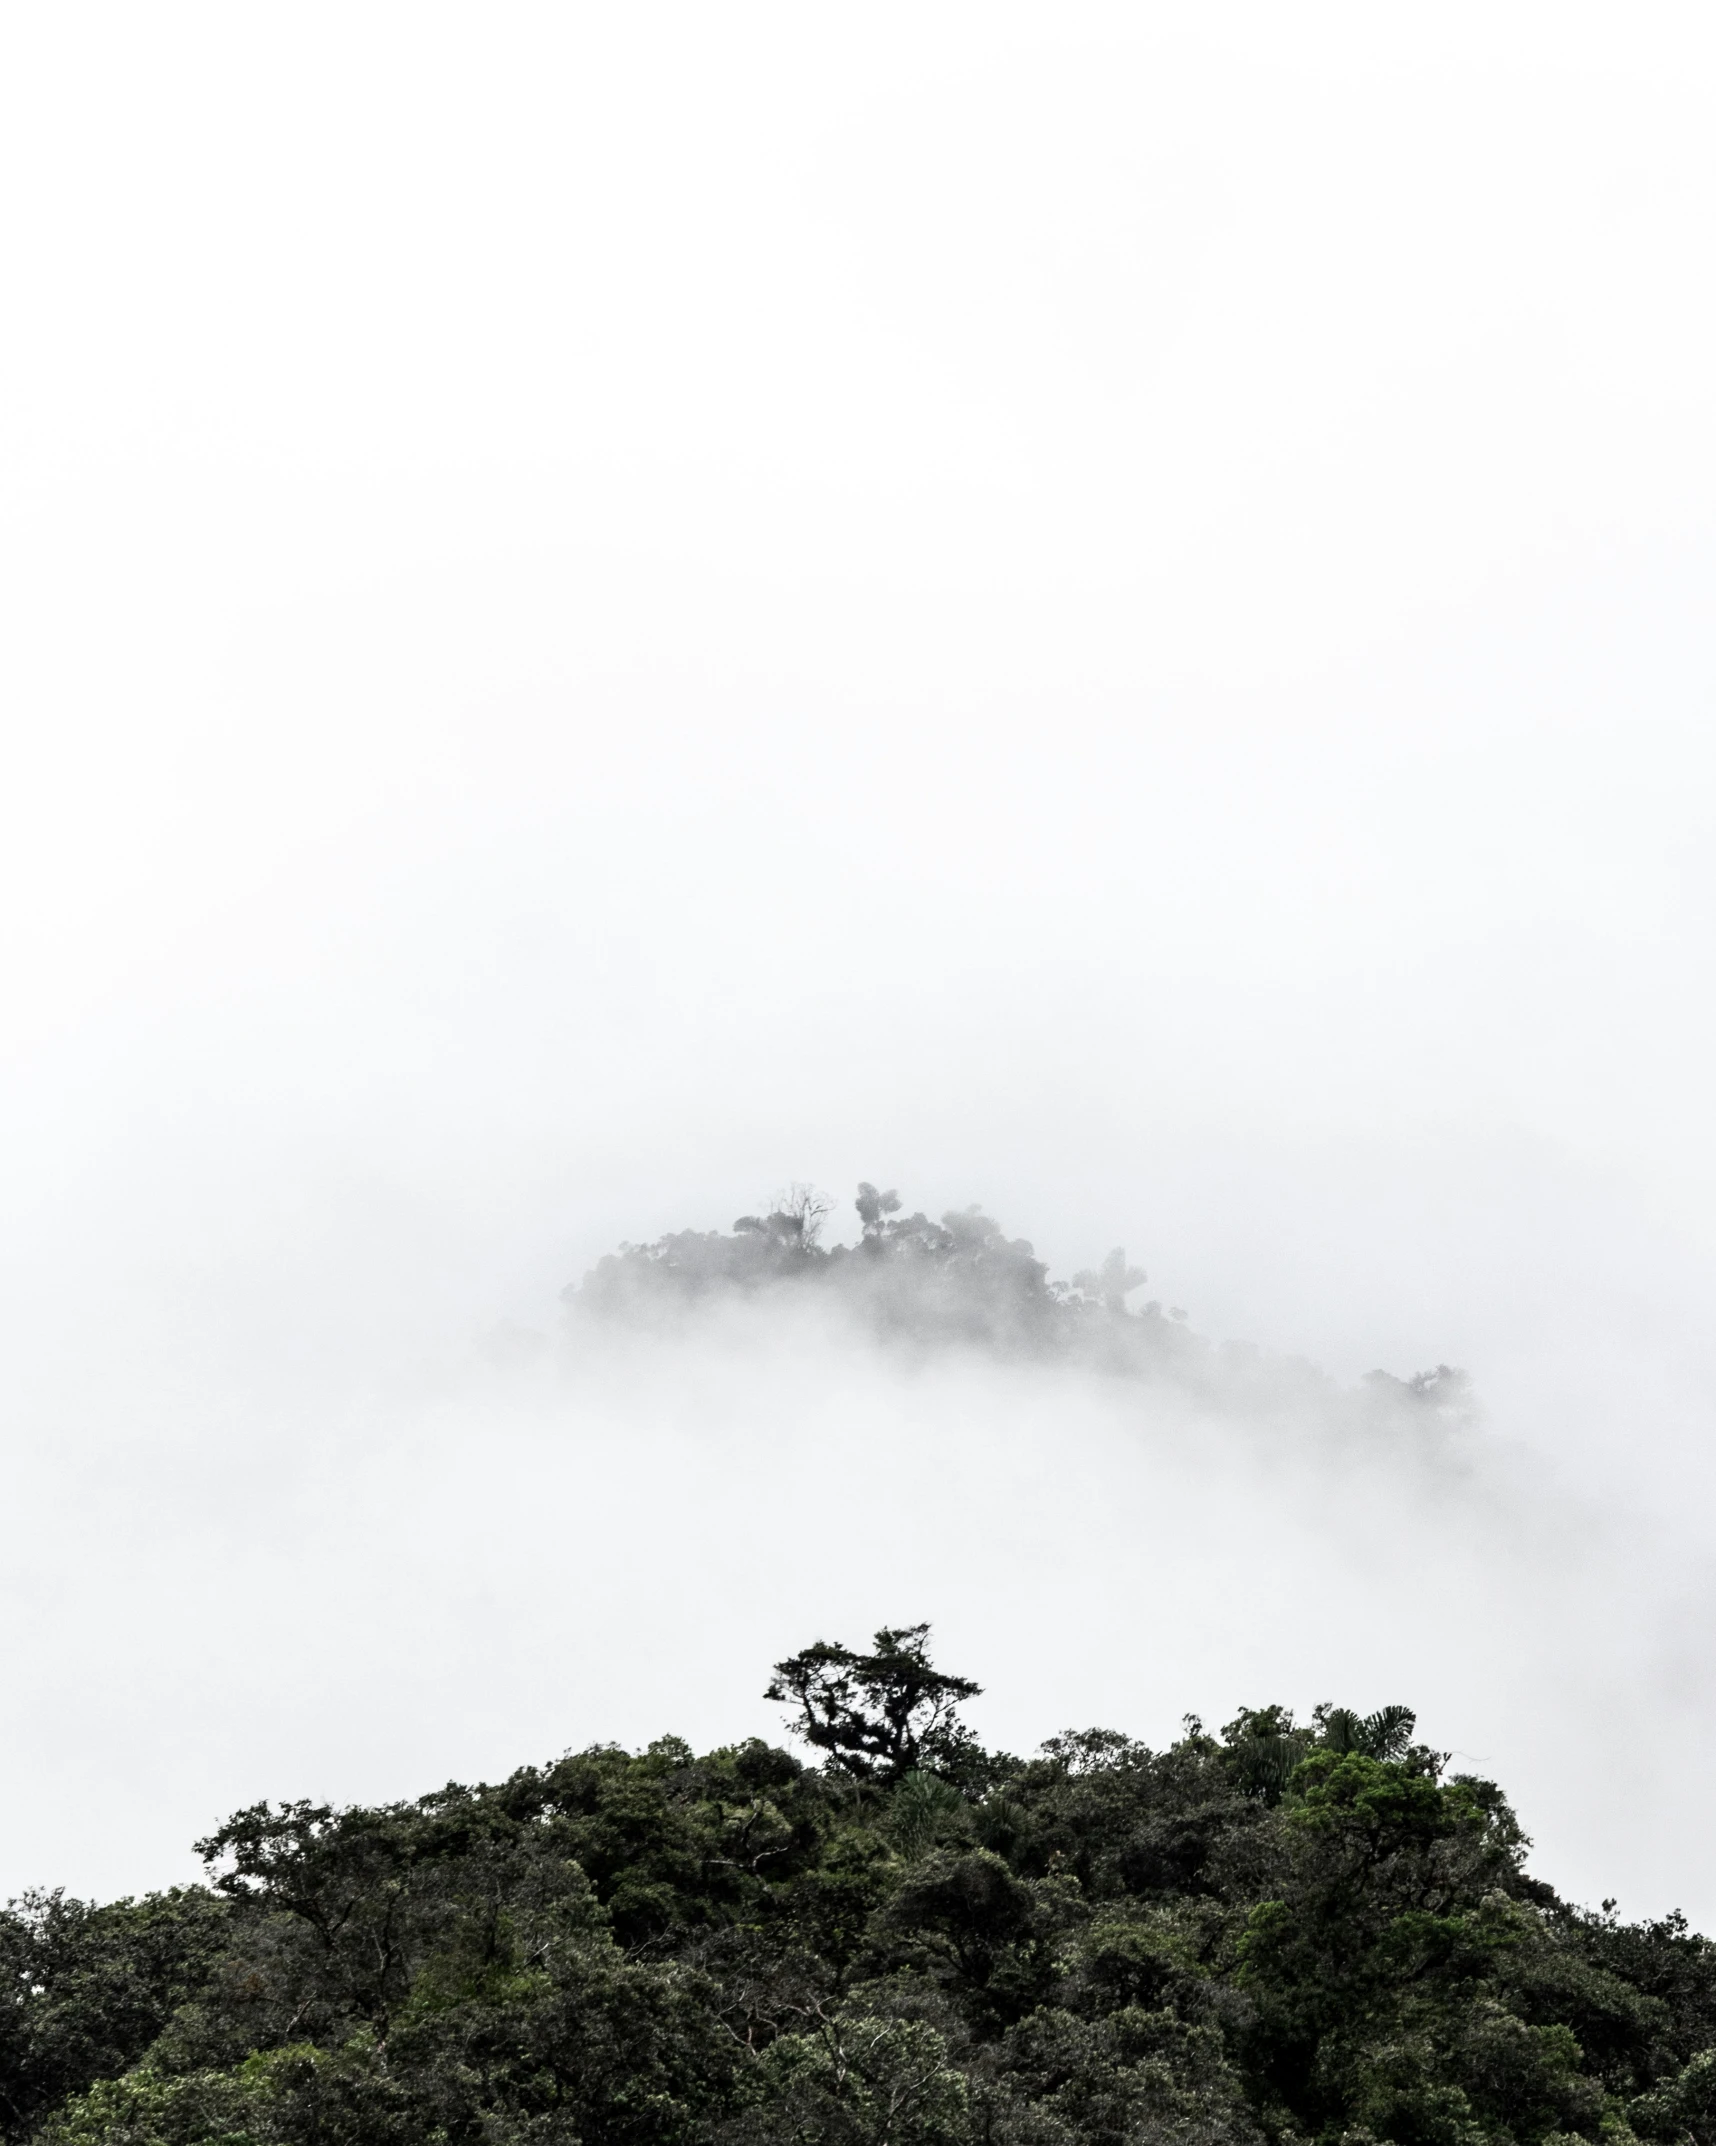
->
{"left": 3, "top": 3, "right": 1716, "bottom": 1918}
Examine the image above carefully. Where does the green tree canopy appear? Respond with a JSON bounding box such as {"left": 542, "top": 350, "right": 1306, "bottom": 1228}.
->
{"left": 9, "top": 1635, "right": 1710, "bottom": 2146}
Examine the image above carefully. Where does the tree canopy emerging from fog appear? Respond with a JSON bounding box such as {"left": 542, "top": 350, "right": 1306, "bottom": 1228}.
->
{"left": 8, "top": 1628, "right": 1716, "bottom": 2146}
{"left": 568, "top": 1181, "right": 1076, "bottom": 1351}
{"left": 565, "top": 1183, "right": 1473, "bottom": 1416}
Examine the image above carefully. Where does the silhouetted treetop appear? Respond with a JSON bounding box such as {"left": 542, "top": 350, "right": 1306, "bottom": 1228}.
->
{"left": 765, "top": 1624, "right": 985, "bottom": 1784}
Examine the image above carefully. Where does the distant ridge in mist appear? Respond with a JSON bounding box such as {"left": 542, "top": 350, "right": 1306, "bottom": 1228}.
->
{"left": 564, "top": 1181, "right": 1472, "bottom": 1423}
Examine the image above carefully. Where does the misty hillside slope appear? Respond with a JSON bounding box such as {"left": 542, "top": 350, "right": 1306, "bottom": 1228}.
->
{"left": 9, "top": 1629, "right": 1714, "bottom": 2146}
{"left": 565, "top": 1182, "right": 1470, "bottom": 1421}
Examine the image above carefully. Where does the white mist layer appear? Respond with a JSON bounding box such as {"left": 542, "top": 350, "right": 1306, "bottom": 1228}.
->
{"left": 5, "top": 1290, "right": 1709, "bottom": 1930}
{"left": 3, "top": 3, "right": 1716, "bottom": 1942}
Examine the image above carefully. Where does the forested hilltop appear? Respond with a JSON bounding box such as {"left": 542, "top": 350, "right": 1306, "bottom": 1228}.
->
{"left": 7, "top": 1628, "right": 1713, "bottom": 2146}
{"left": 565, "top": 1184, "right": 1468, "bottom": 1412}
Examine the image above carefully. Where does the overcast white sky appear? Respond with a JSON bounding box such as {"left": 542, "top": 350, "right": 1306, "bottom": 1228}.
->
{"left": 4, "top": 2, "right": 1716, "bottom": 1918}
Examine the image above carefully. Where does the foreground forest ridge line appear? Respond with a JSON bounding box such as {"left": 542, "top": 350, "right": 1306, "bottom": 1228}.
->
{"left": 5, "top": 1629, "right": 1713, "bottom": 2146}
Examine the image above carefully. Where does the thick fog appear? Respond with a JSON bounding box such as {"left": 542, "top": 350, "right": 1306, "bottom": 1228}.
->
{"left": 4, "top": 4, "right": 1716, "bottom": 1924}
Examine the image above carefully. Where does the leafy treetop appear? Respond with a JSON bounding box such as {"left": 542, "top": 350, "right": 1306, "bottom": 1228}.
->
{"left": 764, "top": 1624, "right": 985, "bottom": 1784}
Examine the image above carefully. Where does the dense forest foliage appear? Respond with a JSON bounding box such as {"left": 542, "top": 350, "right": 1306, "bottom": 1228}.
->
{"left": 564, "top": 1184, "right": 1469, "bottom": 1415}
{"left": 7, "top": 1625, "right": 1712, "bottom": 2146}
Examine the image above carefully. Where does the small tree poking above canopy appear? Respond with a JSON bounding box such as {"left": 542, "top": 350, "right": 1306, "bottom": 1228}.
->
{"left": 765, "top": 1623, "right": 984, "bottom": 1783}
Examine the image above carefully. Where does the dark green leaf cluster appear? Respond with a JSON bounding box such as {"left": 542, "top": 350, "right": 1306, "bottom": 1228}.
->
{"left": 9, "top": 1637, "right": 1714, "bottom": 2146}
